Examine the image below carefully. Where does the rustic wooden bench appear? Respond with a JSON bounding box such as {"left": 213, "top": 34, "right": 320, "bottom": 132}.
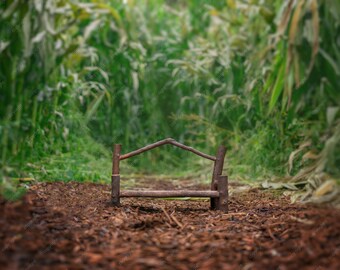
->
{"left": 111, "top": 138, "right": 228, "bottom": 211}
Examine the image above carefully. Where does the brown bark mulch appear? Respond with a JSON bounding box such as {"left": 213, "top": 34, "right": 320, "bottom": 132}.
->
{"left": 0, "top": 180, "right": 339, "bottom": 270}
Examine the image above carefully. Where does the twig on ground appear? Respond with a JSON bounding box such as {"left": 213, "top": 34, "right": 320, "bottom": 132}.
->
{"left": 160, "top": 206, "right": 174, "bottom": 226}
{"left": 170, "top": 211, "right": 184, "bottom": 229}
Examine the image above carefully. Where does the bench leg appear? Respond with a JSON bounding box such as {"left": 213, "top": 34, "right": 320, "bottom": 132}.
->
{"left": 111, "top": 174, "right": 120, "bottom": 206}
{"left": 217, "top": 175, "right": 228, "bottom": 212}
{"left": 111, "top": 144, "right": 121, "bottom": 206}
{"left": 210, "top": 145, "right": 226, "bottom": 210}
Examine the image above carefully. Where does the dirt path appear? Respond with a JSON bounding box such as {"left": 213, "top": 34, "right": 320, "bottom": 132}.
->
{"left": 1, "top": 179, "right": 340, "bottom": 269}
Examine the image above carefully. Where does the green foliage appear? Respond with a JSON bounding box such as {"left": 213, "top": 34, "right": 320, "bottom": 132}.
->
{"left": 0, "top": 0, "right": 114, "bottom": 178}
{"left": 0, "top": 0, "right": 339, "bottom": 193}
{"left": 24, "top": 135, "right": 111, "bottom": 182}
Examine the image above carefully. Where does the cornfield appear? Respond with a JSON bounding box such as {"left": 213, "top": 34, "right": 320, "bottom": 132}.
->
{"left": 0, "top": 0, "right": 339, "bottom": 195}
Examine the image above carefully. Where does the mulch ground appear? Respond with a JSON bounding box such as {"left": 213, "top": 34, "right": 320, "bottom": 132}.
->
{"left": 1, "top": 179, "right": 340, "bottom": 270}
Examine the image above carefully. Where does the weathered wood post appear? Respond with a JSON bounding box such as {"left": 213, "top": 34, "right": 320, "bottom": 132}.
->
{"left": 111, "top": 144, "right": 121, "bottom": 205}
{"left": 217, "top": 175, "right": 228, "bottom": 212}
{"left": 210, "top": 145, "right": 226, "bottom": 210}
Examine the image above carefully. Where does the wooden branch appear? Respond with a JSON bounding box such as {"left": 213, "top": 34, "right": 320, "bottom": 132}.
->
{"left": 120, "top": 190, "right": 219, "bottom": 198}
{"left": 119, "top": 138, "right": 216, "bottom": 161}
{"left": 169, "top": 140, "right": 216, "bottom": 161}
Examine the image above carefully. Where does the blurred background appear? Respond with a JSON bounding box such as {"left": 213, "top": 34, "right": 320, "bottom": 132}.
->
{"left": 0, "top": 0, "right": 339, "bottom": 198}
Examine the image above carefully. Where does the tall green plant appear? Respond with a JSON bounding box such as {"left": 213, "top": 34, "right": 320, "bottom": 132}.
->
{"left": 1, "top": 0, "right": 339, "bottom": 185}
{"left": 0, "top": 0, "right": 116, "bottom": 178}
